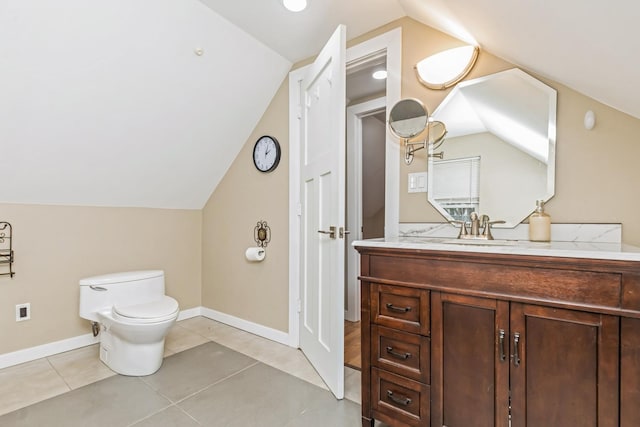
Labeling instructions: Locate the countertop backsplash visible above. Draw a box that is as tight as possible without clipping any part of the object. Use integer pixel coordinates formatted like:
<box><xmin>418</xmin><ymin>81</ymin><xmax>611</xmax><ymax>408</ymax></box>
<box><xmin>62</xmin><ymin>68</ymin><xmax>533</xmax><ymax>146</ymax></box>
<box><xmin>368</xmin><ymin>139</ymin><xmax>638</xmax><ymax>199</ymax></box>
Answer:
<box><xmin>398</xmin><ymin>223</ymin><xmax>622</xmax><ymax>244</ymax></box>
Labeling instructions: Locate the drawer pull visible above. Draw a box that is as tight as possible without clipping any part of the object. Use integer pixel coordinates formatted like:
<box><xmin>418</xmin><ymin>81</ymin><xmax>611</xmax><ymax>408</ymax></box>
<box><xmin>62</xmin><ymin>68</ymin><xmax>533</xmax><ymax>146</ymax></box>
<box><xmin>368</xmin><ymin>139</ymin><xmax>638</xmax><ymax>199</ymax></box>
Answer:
<box><xmin>513</xmin><ymin>332</ymin><xmax>521</xmax><ymax>367</ymax></box>
<box><xmin>498</xmin><ymin>329</ymin><xmax>506</xmax><ymax>362</ymax></box>
<box><xmin>385</xmin><ymin>303</ymin><xmax>412</xmax><ymax>313</ymax></box>
<box><xmin>385</xmin><ymin>346</ymin><xmax>411</xmax><ymax>360</ymax></box>
<box><xmin>386</xmin><ymin>390</ymin><xmax>412</xmax><ymax>406</ymax></box>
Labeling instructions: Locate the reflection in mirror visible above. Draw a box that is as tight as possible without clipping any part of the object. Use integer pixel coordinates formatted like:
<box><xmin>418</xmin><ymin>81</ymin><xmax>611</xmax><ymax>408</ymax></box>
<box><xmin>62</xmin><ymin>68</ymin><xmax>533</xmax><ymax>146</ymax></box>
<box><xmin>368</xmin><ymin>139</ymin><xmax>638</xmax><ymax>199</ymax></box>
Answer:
<box><xmin>428</xmin><ymin>68</ymin><xmax>557</xmax><ymax>227</ymax></box>
<box><xmin>388</xmin><ymin>98</ymin><xmax>428</xmax><ymax>139</ymax></box>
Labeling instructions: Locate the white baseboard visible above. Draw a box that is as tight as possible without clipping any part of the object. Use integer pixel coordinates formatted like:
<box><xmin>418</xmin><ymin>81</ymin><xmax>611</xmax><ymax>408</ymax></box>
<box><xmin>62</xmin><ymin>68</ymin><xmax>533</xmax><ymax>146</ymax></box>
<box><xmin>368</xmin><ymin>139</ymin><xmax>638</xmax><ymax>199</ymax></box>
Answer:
<box><xmin>177</xmin><ymin>306</ymin><xmax>202</xmax><ymax>321</ymax></box>
<box><xmin>0</xmin><ymin>333</ymin><xmax>100</xmax><ymax>370</ymax></box>
<box><xmin>200</xmin><ymin>307</ymin><xmax>291</xmax><ymax>347</ymax></box>
<box><xmin>0</xmin><ymin>306</ymin><xmax>291</xmax><ymax>370</ymax></box>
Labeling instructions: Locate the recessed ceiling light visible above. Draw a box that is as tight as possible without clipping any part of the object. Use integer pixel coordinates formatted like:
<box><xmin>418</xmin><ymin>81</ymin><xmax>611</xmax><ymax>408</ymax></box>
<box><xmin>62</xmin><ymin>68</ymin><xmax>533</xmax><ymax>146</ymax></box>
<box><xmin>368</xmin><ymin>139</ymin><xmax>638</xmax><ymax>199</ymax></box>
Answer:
<box><xmin>372</xmin><ymin>70</ymin><xmax>387</xmax><ymax>80</ymax></box>
<box><xmin>283</xmin><ymin>0</ymin><xmax>307</xmax><ymax>12</ymax></box>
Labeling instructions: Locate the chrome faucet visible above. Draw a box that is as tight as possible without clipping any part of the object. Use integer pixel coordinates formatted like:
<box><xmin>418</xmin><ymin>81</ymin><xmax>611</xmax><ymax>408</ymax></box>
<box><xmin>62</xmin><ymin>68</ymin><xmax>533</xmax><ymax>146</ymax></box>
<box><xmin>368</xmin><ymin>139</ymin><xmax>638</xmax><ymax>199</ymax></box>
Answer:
<box><xmin>450</xmin><ymin>212</ymin><xmax>505</xmax><ymax>240</ymax></box>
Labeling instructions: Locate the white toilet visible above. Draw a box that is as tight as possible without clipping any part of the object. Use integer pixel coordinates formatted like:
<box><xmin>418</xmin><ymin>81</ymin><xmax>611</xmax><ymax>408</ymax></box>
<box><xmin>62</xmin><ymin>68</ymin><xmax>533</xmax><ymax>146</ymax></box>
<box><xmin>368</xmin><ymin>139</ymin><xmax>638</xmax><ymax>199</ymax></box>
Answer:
<box><xmin>79</xmin><ymin>270</ymin><xmax>179</xmax><ymax>376</ymax></box>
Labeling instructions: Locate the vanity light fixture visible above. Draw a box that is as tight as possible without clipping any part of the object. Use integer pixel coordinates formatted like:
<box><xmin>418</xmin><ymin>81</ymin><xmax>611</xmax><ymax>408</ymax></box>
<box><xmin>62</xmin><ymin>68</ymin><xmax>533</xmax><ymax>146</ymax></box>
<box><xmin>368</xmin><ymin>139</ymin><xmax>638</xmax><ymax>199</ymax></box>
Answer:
<box><xmin>283</xmin><ymin>0</ymin><xmax>307</xmax><ymax>12</ymax></box>
<box><xmin>372</xmin><ymin>70</ymin><xmax>387</xmax><ymax>80</ymax></box>
<box><xmin>415</xmin><ymin>45</ymin><xmax>480</xmax><ymax>90</ymax></box>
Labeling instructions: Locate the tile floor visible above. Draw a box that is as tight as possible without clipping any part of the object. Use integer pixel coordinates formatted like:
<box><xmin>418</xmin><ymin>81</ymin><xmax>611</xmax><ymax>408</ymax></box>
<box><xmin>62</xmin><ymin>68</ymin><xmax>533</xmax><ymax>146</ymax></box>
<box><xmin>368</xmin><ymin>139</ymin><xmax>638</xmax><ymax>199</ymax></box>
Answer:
<box><xmin>0</xmin><ymin>316</ymin><xmax>364</xmax><ymax>425</ymax></box>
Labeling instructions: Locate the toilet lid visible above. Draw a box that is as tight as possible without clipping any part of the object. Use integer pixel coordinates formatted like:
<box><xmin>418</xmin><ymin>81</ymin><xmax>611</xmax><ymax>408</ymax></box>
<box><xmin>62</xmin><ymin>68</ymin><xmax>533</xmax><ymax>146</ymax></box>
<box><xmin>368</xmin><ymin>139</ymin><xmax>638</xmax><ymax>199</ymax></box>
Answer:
<box><xmin>113</xmin><ymin>296</ymin><xmax>179</xmax><ymax>321</ymax></box>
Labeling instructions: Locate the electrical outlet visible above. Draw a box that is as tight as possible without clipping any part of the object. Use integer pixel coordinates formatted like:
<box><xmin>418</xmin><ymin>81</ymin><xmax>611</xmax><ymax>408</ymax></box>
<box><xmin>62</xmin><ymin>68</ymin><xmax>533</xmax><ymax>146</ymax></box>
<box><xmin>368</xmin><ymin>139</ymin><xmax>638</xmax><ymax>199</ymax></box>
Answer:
<box><xmin>16</xmin><ymin>303</ymin><xmax>30</xmax><ymax>322</ymax></box>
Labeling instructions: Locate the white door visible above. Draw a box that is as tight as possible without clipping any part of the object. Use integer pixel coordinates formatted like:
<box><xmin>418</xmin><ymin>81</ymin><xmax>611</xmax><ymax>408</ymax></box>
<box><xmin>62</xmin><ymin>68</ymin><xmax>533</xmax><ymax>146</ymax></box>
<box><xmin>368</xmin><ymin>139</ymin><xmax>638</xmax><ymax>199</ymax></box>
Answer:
<box><xmin>299</xmin><ymin>25</ymin><xmax>346</xmax><ymax>399</ymax></box>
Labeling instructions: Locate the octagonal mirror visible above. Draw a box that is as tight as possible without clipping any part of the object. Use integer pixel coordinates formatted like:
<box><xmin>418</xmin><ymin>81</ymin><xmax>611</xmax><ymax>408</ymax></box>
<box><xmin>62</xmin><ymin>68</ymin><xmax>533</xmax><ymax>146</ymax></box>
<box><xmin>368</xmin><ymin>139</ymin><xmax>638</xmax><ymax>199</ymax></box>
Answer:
<box><xmin>428</xmin><ymin>68</ymin><xmax>557</xmax><ymax>227</ymax></box>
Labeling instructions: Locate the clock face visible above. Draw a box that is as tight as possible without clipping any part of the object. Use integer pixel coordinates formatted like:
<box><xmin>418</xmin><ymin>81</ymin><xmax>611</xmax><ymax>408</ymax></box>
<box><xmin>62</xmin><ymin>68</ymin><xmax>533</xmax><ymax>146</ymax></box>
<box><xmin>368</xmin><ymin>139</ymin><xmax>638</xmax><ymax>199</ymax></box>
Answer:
<box><xmin>253</xmin><ymin>136</ymin><xmax>281</xmax><ymax>172</ymax></box>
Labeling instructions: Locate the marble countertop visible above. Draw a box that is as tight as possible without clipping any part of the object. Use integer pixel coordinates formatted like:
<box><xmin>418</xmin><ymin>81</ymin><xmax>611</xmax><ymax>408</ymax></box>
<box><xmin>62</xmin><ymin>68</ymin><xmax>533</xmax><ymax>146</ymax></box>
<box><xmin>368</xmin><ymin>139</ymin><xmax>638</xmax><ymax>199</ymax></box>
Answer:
<box><xmin>352</xmin><ymin>237</ymin><xmax>640</xmax><ymax>262</ymax></box>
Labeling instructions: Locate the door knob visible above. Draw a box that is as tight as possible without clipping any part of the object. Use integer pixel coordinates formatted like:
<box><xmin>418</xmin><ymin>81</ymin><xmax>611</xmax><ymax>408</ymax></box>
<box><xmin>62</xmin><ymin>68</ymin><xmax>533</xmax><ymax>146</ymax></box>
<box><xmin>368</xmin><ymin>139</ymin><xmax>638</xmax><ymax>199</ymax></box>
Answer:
<box><xmin>318</xmin><ymin>226</ymin><xmax>336</xmax><ymax>239</ymax></box>
<box><xmin>339</xmin><ymin>227</ymin><xmax>350</xmax><ymax>239</ymax></box>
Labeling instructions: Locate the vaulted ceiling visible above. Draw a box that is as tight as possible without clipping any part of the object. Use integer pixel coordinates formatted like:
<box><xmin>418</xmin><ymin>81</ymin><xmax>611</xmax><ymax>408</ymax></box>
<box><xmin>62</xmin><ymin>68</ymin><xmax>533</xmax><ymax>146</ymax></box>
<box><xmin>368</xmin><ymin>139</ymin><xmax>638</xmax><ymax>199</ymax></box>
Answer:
<box><xmin>2</xmin><ymin>0</ymin><xmax>637</xmax><ymax>209</ymax></box>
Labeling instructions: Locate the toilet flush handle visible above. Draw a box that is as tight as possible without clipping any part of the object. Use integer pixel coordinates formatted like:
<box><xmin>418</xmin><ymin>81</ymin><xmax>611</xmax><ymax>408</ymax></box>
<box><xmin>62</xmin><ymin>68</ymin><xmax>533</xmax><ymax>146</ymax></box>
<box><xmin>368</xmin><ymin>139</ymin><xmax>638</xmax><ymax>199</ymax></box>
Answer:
<box><xmin>89</xmin><ymin>285</ymin><xmax>107</xmax><ymax>291</ymax></box>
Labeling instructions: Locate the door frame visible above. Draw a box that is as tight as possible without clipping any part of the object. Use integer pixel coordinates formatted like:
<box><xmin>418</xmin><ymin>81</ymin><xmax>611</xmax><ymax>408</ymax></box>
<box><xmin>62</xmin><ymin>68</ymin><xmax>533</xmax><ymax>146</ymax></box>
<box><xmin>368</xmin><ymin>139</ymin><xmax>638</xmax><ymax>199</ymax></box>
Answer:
<box><xmin>345</xmin><ymin>97</ymin><xmax>386</xmax><ymax>322</ymax></box>
<box><xmin>288</xmin><ymin>27</ymin><xmax>401</xmax><ymax>347</ymax></box>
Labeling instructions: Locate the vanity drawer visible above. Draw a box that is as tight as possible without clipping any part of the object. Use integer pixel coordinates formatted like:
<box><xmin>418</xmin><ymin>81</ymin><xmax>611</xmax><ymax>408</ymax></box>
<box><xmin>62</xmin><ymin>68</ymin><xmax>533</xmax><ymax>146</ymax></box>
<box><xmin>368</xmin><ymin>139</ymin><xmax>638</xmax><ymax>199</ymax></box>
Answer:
<box><xmin>371</xmin><ymin>284</ymin><xmax>430</xmax><ymax>335</ymax></box>
<box><xmin>372</xmin><ymin>368</ymin><xmax>430</xmax><ymax>427</ymax></box>
<box><xmin>372</xmin><ymin>325</ymin><xmax>430</xmax><ymax>383</ymax></box>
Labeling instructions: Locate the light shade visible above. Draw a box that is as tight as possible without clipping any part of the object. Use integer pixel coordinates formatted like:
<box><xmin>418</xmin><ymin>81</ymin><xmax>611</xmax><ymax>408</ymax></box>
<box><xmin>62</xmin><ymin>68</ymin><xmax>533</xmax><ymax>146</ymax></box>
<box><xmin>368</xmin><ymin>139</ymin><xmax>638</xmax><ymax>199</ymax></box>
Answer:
<box><xmin>283</xmin><ymin>0</ymin><xmax>307</xmax><ymax>12</ymax></box>
<box><xmin>415</xmin><ymin>45</ymin><xmax>479</xmax><ymax>90</ymax></box>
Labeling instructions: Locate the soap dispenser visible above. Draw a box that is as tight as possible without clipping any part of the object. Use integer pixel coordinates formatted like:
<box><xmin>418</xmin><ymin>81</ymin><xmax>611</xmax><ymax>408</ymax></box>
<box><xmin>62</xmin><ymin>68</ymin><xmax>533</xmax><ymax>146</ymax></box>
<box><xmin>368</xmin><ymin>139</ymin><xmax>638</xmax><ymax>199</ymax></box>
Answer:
<box><xmin>529</xmin><ymin>200</ymin><xmax>551</xmax><ymax>242</ymax></box>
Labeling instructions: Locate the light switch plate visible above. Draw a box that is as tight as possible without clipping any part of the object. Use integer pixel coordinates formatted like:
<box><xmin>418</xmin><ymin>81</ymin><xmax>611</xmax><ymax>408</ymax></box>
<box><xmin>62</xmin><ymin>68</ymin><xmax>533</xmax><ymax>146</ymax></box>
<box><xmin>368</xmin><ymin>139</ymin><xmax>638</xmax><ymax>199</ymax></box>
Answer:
<box><xmin>408</xmin><ymin>172</ymin><xmax>428</xmax><ymax>193</ymax></box>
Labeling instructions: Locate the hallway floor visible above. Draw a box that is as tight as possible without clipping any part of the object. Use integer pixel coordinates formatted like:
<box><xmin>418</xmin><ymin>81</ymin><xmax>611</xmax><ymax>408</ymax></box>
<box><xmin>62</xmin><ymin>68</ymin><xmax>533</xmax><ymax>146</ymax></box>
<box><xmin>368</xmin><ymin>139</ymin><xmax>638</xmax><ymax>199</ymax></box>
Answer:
<box><xmin>344</xmin><ymin>320</ymin><xmax>361</xmax><ymax>370</ymax></box>
<box><xmin>0</xmin><ymin>317</ymin><xmax>365</xmax><ymax>425</ymax></box>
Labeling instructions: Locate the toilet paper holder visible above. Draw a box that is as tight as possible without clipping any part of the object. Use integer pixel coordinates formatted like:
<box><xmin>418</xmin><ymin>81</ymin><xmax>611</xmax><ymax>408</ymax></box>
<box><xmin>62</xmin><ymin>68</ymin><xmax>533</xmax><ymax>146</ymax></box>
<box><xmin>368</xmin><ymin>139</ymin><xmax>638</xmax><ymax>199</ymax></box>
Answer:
<box><xmin>254</xmin><ymin>220</ymin><xmax>271</xmax><ymax>248</ymax></box>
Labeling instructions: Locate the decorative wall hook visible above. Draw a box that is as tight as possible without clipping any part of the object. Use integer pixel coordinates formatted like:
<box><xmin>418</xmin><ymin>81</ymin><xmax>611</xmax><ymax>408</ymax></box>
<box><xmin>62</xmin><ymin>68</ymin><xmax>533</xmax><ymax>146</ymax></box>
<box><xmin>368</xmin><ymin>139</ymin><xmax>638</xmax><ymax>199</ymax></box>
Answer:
<box><xmin>254</xmin><ymin>221</ymin><xmax>271</xmax><ymax>248</ymax></box>
<box><xmin>0</xmin><ymin>221</ymin><xmax>15</xmax><ymax>278</ymax></box>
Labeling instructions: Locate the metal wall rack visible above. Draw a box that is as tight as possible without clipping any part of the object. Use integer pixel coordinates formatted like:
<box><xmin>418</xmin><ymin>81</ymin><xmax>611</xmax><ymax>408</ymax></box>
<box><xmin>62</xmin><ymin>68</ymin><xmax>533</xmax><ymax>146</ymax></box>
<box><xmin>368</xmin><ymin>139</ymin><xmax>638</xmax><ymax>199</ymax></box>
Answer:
<box><xmin>0</xmin><ymin>222</ymin><xmax>14</xmax><ymax>278</ymax></box>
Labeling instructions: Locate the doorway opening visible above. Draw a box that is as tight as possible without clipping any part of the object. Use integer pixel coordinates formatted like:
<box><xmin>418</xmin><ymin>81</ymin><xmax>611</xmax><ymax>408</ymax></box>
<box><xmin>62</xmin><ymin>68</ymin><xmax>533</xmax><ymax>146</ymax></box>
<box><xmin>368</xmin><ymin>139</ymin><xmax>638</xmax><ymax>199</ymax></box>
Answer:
<box><xmin>344</xmin><ymin>85</ymin><xmax>386</xmax><ymax>370</ymax></box>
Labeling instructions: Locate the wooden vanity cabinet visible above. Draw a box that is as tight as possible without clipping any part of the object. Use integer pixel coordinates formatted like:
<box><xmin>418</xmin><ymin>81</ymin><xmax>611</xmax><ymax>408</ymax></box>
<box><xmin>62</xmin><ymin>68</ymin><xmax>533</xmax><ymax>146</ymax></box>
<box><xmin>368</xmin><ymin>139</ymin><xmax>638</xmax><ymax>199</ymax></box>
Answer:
<box><xmin>357</xmin><ymin>247</ymin><xmax>640</xmax><ymax>427</ymax></box>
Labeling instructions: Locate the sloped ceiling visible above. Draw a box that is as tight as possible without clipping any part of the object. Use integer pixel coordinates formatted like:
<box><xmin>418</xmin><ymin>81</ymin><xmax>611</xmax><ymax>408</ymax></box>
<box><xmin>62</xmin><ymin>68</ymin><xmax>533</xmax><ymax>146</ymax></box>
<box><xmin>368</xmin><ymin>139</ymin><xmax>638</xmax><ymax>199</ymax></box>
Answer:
<box><xmin>401</xmin><ymin>0</ymin><xmax>640</xmax><ymax>120</ymax></box>
<box><xmin>0</xmin><ymin>0</ymin><xmax>291</xmax><ymax>209</ymax></box>
<box><xmin>2</xmin><ymin>0</ymin><xmax>638</xmax><ymax>209</ymax></box>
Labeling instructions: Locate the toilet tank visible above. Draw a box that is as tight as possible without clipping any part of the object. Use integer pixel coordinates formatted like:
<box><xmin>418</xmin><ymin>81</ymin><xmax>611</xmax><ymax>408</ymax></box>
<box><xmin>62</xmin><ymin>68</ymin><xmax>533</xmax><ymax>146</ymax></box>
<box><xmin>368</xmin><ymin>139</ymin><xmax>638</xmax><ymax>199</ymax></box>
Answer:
<box><xmin>79</xmin><ymin>270</ymin><xmax>165</xmax><ymax>322</ymax></box>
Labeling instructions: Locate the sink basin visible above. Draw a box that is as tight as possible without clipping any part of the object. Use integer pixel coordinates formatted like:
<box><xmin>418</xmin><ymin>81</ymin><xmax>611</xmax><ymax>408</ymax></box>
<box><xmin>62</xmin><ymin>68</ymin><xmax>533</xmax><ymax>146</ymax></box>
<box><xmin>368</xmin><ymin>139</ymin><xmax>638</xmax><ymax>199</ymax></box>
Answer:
<box><xmin>440</xmin><ymin>238</ymin><xmax>519</xmax><ymax>246</ymax></box>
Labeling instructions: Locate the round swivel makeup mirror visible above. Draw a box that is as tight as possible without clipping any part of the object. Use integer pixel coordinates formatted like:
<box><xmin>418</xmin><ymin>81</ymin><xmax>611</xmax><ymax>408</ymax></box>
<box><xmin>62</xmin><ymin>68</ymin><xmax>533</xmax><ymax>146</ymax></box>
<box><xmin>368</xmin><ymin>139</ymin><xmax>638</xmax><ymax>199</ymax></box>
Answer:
<box><xmin>428</xmin><ymin>121</ymin><xmax>447</xmax><ymax>147</ymax></box>
<box><xmin>388</xmin><ymin>98</ymin><xmax>447</xmax><ymax>164</ymax></box>
<box><xmin>388</xmin><ymin>98</ymin><xmax>428</xmax><ymax>139</ymax></box>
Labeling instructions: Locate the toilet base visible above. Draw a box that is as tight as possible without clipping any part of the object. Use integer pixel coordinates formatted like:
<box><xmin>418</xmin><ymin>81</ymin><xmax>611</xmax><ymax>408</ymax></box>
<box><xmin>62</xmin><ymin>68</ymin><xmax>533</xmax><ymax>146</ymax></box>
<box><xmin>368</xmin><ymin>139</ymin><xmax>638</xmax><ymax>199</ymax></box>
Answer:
<box><xmin>99</xmin><ymin>328</ymin><xmax>165</xmax><ymax>376</ymax></box>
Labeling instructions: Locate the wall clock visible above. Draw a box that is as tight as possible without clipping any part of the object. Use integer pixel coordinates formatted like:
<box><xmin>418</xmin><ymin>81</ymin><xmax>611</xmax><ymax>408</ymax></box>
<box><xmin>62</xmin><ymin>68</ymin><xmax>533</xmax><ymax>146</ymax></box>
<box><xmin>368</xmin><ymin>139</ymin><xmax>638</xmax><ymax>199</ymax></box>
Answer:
<box><xmin>252</xmin><ymin>135</ymin><xmax>281</xmax><ymax>173</ymax></box>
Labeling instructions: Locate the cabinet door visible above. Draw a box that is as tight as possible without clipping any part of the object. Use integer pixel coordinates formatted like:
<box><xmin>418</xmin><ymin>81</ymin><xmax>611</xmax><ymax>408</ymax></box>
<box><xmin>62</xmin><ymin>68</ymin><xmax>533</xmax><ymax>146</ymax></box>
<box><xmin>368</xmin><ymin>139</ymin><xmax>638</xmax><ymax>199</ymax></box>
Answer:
<box><xmin>621</xmin><ymin>317</ymin><xmax>640</xmax><ymax>426</ymax></box>
<box><xmin>431</xmin><ymin>293</ymin><xmax>510</xmax><ymax>427</ymax></box>
<box><xmin>509</xmin><ymin>304</ymin><xmax>619</xmax><ymax>427</ymax></box>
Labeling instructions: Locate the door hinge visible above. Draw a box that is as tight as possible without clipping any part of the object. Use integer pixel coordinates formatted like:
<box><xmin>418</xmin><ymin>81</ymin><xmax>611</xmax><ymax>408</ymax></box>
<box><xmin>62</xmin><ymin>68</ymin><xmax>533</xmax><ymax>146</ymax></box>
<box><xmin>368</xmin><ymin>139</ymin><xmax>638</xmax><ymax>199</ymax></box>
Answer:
<box><xmin>296</xmin><ymin>203</ymin><xmax>302</xmax><ymax>217</ymax></box>
<box><xmin>297</xmin><ymin>299</ymin><xmax>301</xmax><ymax>313</ymax></box>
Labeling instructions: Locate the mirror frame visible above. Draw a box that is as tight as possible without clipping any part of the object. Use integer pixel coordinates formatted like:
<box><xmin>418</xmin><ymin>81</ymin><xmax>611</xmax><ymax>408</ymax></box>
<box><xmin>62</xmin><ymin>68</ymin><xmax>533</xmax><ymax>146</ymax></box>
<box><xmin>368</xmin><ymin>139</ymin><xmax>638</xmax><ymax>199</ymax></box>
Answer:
<box><xmin>428</xmin><ymin>68</ymin><xmax>557</xmax><ymax>227</ymax></box>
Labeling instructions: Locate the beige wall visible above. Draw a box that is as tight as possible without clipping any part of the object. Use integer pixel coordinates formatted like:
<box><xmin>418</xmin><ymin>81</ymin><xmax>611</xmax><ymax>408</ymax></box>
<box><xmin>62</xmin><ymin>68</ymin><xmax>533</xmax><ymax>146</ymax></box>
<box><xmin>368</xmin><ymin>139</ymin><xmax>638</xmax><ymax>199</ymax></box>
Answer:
<box><xmin>0</xmin><ymin>204</ymin><xmax>201</xmax><ymax>354</ymax></box>
<box><xmin>201</xmin><ymin>78</ymin><xmax>290</xmax><ymax>333</ymax></box>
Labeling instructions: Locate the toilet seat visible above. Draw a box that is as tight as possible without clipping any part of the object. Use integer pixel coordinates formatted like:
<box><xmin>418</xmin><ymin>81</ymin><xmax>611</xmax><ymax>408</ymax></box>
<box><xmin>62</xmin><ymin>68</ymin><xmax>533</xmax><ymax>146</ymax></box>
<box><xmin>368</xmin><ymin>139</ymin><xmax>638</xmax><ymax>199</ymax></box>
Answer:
<box><xmin>112</xmin><ymin>296</ymin><xmax>179</xmax><ymax>324</ymax></box>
